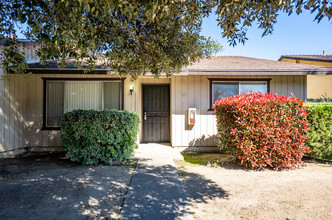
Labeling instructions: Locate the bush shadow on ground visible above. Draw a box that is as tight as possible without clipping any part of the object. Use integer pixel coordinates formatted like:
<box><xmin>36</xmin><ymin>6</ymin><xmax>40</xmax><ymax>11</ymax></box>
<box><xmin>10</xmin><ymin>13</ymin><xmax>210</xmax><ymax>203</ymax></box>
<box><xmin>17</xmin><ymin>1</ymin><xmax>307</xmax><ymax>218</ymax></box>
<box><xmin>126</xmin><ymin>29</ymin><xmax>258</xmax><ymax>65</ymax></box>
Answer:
<box><xmin>1</xmin><ymin>153</ymin><xmax>230</xmax><ymax>220</ymax></box>
<box><xmin>0</xmin><ymin>153</ymin><xmax>134</xmax><ymax>220</ymax></box>
<box><xmin>120</xmin><ymin>159</ymin><xmax>229</xmax><ymax>219</ymax></box>
<box><xmin>177</xmin><ymin>168</ymin><xmax>229</xmax><ymax>205</ymax></box>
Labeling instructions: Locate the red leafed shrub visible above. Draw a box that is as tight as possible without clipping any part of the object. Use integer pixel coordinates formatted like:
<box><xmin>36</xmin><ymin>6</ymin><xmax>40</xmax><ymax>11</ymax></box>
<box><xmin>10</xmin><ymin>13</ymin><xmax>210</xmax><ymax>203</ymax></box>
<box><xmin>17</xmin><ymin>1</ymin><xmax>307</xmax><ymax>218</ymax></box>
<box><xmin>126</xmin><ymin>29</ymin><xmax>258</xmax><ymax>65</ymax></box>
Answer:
<box><xmin>213</xmin><ymin>92</ymin><xmax>310</xmax><ymax>170</ymax></box>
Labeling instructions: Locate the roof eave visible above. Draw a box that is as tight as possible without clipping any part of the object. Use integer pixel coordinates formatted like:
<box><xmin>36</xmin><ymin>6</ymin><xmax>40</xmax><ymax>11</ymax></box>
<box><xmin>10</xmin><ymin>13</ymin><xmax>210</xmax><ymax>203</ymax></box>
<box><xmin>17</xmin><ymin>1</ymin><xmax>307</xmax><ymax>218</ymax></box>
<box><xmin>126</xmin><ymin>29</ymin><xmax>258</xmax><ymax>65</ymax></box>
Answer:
<box><xmin>279</xmin><ymin>55</ymin><xmax>332</xmax><ymax>63</ymax></box>
<box><xmin>180</xmin><ymin>69</ymin><xmax>332</xmax><ymax>75</ymax></box>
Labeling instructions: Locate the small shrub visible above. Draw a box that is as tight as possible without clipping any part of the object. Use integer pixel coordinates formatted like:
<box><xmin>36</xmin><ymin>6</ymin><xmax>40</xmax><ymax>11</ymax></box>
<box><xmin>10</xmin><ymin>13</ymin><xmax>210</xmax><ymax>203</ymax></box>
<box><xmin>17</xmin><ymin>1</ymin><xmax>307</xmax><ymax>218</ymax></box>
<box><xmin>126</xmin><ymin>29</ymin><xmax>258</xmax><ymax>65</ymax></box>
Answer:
<box><xmin>59</xmin><ymin>109</ymin><xmax>140</xmax><ymax>165</ymax></box>
<box><xmin>306</xmin><ymin>104</ymin><xmax>332</xmax><ymax>160</ymax></box>
<box><xmin>213</xmin><ymin>93</ymin><xmax>310</xmax><ymax>170</ymax></box>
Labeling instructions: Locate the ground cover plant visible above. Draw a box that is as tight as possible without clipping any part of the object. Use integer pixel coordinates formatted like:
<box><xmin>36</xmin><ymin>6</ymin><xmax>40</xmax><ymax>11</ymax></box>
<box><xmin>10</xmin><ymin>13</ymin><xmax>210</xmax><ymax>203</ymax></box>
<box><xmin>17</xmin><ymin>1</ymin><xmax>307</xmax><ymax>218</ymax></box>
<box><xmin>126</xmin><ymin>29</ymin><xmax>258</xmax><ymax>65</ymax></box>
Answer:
<box><xmin>60</xmin><ymin>109</ymin><xmax>140</xmax><ymax>165</ymax></box>
<box><xmin>213</xmin><ymin>92</ymin><xmax>310</xmax><ymax>170</ymax></box>
<box><xmin>306</xmin><ymin>103</ymin><xmax>332</xmax><ymax>161</ymax></box>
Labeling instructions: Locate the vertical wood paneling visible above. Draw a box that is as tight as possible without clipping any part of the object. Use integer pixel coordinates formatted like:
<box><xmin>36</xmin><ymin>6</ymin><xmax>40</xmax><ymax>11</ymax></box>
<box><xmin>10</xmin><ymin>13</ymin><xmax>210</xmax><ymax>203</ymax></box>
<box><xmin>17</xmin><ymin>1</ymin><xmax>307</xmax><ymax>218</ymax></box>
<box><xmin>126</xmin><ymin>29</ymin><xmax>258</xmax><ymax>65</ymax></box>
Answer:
<box><xmin>288</xmin><ymin>75</ymin><xmax>294</xmax><ymax>96</ymax></box>
<box><xmin>24</xmin><ymin>76</ymin><xmax>32</xmax><ymax>146</ymax></box>
<box><xmin>281</xmin><ymin>76</ymin><xmax>288</xmax><ymax>95</ymax></box>
<box><xmin>46</xmin><ymin>74</ymin><xmax>53</xmax><ymax>147</ymax></box>
<box><xmin>35</xmin><ymin>76</ymin><xmax>45</xmax><ymax>147</ymax></box>
<box><xmin>0</xmin><ymin>71</ymin><xmax>308</xmax><ymax>155</ymax></box>
<box><xmin>170</xmin><ymin>75</ymin><xmax>306</xmax><ymax>148</ymax></box>
<box><xmin>193</xmin><ymin>75</ymin><xmax>201</xmax><ymax>146</ymax></box>
<box><xmin>180</xmin><ymin>76</ymin><xmax>187</xmax><ymax>146</ymax></box>
<box><xmin>299</xmin><ymin>75</ymin><xmax>304</xmax><ymax>100</ymax></box>
<box><xmin>170</xmin><ymin>77</ymin><xmax>175</xmax><ymax>145</ymax></box>
<box><xmin>14</xmin><ymin>76</ymin><xmax>19</xmax><ymax>149</ymax></box>
<box><xmin>29</xmin><ymin>75</ymin><xmax>37</xmax><ymax>146</ymax></box>
<box><xmin>10</xmin><ymin>76</ymin><xmax>15</xmax><ymax>150</ymax></box>
<box><xmin>0</xmin><ymin>46</ymin><xmax>37</xmax><ymax>156</ymax></box>
<box><xmin>293</xmin><ymin>76</ymin><xmax>301</xmax><ymax>98</ymax></box>
<box><xmin>31</xmin><ymin>75</ymin><xmax>38</xmax><ymax>146</ymax></box>
<box><xmin>304</xmin><ymin>75</ymin><xmax>307</xmax><ymax>100</ymax></box>
<box><xmin>200</xmin><ymin>76</ymin><xmax>208</xmax><ymax>147</ymax></box>
<box><xmin>174</xmin><ymin>76</ymin><xmax>182</xmax><ymax>145</ymax></box>
<box><xmin>4</xmin><ymin>77</ymin><xmax>10</xmax><ymax>150</ymax></box>
<box><xmin>0</xmin><ymin>68</ymin><xmax>5</xmax><ymax>152</ymax></box>
<box><xmin>0</xmin><ymin>74</ymin><xmax>26</xmax><ymax>154</ymax></box>
<box><xmin>187</xmin><ymin>76</ymin><xmax>194</xmax><ymax>145</ymax></box>
<box><xmin>18</xmin><ymin>76</ymin><xmax>24</xmax><ymax>148</ymax></box>
<box><xmin>269</xmin><ymin>75</ymin><xmax>275</xmax><ymax>93</ymax></box>
<box><xmin>124</xmin><ymin>77</ymin><xmax>140</xmax><ymax>112</ymax></box>
<box><xmin>18</xmin><ymin>76</ymin><xmax>24</xmax><ymax>149</ymax></box>
<box><xmin>275</xmin><ymin>75</ymin><xmax>282</xmax><ymax>95</ymax></box>
<box><xmin>10</xmin><ymin>76</ymin><xmax>16</xmax><ymax>151</ymax></box>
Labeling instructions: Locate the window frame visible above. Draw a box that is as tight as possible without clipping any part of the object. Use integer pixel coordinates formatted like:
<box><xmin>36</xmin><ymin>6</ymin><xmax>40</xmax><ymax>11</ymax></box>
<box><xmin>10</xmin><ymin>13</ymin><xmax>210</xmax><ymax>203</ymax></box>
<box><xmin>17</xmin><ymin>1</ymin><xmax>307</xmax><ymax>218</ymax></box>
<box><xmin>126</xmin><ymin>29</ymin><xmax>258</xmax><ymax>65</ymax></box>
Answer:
<box><xmin>208</xmin><ymin>78</ymin><xmax>271</xmax><ymax>111</ymax></box>
<box><xmin>42</xmin><ymin>77</ymin><xmax>125</xmax><ymax>130</ymax></box>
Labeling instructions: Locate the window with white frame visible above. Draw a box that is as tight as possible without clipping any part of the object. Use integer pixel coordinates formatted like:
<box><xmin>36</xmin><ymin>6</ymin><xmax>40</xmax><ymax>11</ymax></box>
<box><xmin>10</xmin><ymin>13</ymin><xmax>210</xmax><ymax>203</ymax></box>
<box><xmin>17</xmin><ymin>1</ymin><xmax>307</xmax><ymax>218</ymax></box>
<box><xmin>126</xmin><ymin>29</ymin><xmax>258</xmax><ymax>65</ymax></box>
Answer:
<box><xmin>209</xmin><ymin>79</ymin><xmax>270</xmax><ymax>108</ymax></box>
<box><xmin>44</xmin><ymin>79</ymin><xmax>123</xmax><ymax>128</ymax></box>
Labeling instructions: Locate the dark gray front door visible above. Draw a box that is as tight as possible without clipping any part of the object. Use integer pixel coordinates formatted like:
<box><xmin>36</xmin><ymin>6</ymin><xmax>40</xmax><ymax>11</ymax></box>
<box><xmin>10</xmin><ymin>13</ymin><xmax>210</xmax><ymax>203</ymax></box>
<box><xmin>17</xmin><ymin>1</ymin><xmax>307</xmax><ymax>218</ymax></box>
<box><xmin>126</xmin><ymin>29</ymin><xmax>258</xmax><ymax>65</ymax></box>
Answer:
<box><xmin>142</xmin><ymin>85</ymin><xmax>170</xmax><ymax>143</ymax></box>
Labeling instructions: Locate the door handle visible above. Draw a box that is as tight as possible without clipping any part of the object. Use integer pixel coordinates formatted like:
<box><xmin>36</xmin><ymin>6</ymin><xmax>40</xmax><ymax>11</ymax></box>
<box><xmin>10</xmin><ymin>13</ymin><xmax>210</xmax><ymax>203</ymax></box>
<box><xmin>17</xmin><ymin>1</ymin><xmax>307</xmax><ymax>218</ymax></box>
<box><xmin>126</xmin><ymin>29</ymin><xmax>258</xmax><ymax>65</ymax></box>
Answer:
<box><xmin>144</xmin><ymin>112</ymin><xmax>147</xmax><ymax>120</ymax></box>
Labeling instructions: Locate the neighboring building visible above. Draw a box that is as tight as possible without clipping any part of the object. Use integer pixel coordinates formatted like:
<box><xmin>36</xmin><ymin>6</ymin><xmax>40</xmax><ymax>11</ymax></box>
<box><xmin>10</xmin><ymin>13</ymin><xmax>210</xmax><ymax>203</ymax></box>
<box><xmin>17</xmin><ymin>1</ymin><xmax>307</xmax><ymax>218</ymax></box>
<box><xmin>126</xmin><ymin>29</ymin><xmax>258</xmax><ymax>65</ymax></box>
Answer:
<box><xmin>279</xmin><ymin>54</ymin><xmax>332</xmax><ymax>100</ymax></box>
<box><xmin>1</xmin><ymin>54</ymin><xmax>332</xmax><ymax>158</ymax></box>
<box><xmin>279</xmin><ymin>54</ymin><xmax>332</xmax><ymax>67</ymax></box>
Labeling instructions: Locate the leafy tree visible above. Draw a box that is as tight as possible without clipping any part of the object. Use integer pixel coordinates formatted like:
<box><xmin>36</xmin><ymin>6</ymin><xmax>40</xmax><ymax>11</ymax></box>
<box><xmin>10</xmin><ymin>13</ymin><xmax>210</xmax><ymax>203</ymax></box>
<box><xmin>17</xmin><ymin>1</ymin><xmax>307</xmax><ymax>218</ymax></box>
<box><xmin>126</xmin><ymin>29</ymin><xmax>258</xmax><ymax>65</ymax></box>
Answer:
<box><xmin>1</xmin><ymin>0</ymin><xmax>331</xmax><ymax>78</ymax></box>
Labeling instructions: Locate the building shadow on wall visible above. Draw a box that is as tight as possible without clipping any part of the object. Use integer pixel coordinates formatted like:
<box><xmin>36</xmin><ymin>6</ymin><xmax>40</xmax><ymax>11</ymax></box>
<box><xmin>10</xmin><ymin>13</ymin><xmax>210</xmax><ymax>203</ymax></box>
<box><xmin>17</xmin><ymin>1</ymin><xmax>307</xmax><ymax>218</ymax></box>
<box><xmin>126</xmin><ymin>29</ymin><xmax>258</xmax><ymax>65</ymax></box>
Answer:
<box><xmin>0</xmin><ymin>82</ymin><xmax>26</xmax><ymax>157</ymax></box>
<box><xmin>186</xmin><ymin>135</ymin><xmax>219</xmax><ymax>153</ymax></box>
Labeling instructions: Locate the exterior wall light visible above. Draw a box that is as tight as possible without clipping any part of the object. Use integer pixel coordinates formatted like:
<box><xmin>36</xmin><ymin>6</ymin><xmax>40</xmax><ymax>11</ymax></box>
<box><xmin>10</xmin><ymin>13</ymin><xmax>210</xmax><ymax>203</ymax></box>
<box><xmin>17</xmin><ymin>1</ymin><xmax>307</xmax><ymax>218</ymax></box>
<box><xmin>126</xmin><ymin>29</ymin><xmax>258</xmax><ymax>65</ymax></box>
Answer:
<box><xmin>129</xmin><ymin>85</ymin><xmax>134</xmax><ymax>95</ymax></box>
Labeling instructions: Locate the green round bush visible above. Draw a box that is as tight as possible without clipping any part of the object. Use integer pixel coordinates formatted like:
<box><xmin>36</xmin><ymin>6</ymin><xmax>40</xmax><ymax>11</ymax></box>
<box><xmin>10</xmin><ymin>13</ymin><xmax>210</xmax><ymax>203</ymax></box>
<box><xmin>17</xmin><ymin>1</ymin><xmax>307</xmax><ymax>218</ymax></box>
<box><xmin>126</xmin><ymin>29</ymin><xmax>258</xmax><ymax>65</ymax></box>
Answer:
<box><xmin>59</xmin><ymin>109</ymin><xmax>140</xmax><ymax>165</ymax></box>
<box><xmin>306</xmin><ymin>104</ymin><xmax>332</xmax><ymax>161</ymax></box>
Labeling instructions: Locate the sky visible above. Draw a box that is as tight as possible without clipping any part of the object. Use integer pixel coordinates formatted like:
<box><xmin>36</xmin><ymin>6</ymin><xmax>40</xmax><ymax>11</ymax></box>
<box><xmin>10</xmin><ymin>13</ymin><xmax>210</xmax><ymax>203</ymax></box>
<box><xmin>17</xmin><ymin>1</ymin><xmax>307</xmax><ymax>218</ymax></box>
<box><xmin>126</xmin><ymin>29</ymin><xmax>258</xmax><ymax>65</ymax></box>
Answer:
<box><xmin>201</xmin><ymin>10</ymin><xmax>332</xmax><ymax>60</ymax></box>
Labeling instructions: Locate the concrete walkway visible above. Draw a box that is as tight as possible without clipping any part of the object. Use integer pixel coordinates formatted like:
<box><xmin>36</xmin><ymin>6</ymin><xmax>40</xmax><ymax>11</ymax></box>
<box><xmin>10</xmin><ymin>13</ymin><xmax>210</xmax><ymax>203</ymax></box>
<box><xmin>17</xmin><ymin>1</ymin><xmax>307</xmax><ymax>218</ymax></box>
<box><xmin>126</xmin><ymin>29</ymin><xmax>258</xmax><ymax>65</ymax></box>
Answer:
<box><xmin>119</xmin><ymin>144</ymin><xmax>192</xmax><ymax>220</ymax></box>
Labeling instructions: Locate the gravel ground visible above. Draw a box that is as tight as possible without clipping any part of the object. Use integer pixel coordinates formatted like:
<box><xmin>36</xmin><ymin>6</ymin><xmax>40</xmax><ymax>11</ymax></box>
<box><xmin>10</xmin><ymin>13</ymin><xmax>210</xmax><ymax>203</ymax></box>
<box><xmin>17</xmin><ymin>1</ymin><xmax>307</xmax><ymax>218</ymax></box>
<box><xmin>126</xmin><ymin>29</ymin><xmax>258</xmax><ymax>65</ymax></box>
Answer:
<box><xmin>0</xmin><ymin>153</ymin><xmax>135</xmax><ymax>220</ymax></box>
<box><xmin>175</xmin><ymin>158</ymin><xmax>332</xmax><ymax>220</ymax></box>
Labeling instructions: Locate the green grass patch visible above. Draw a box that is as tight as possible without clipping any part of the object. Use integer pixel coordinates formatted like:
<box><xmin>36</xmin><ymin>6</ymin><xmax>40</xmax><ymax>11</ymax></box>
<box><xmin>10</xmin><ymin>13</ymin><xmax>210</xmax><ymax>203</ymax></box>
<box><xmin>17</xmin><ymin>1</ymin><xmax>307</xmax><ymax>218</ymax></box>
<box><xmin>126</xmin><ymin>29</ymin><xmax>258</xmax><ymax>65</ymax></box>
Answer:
<box><xmin>305</xmin><ymin>102</ymin><xmax>332</xmax><ymax>107</ymax></box>
<box><xmin>181</xmin><ymin>153</ymin><xmax>235</xmax><ymax>166</ymax></box>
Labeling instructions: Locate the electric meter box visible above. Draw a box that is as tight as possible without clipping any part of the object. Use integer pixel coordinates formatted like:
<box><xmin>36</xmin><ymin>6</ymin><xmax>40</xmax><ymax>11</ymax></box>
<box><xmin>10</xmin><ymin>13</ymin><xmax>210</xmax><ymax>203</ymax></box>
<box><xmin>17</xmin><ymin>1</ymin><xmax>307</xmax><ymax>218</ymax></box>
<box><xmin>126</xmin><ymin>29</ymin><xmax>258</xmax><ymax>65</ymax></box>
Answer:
<box><xmin>187</xmin><ymin>108</ymin><xmax>196</xmax><ymax>125</ymax></box>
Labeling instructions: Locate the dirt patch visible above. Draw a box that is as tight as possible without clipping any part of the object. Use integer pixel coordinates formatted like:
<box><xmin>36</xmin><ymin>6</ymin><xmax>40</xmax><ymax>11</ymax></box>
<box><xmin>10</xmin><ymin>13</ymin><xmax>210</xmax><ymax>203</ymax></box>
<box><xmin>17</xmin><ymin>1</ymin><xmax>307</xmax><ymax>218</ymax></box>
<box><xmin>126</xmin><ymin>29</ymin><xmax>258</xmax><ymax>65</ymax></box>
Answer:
<box><xmin>0</xmin><ymin>153</ymin><xmax>136</xmax><ymax>220</ymax></box>
<box><xmin>175</xmin><ymin>158</ymin><xmax>332</xmax><ymax>220</ymax></box>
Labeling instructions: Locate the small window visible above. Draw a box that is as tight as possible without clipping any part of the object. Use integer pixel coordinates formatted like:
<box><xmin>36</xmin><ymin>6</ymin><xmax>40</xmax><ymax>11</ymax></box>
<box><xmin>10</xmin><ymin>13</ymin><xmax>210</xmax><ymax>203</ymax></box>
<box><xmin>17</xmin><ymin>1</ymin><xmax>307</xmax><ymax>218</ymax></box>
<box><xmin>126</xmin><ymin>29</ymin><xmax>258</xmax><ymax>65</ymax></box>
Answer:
<box><xmin>44</xmin><ymin>79</ymin><xmax>123</xmax><ymax>129</ymax></box>
<box><xmin>209</xmin><ymin>79</ymin><xmax>270</xmax><ymax>109</ymax></box>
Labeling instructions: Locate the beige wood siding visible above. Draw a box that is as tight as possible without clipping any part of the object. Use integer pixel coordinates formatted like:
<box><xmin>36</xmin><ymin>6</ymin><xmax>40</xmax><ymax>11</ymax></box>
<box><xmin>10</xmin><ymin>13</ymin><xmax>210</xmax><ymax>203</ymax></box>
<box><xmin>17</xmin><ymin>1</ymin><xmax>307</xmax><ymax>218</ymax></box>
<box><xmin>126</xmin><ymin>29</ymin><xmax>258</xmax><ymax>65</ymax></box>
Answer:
<box><xmin>0</xmin><ymin>73</ymin><xmax>28</xmax><ymax>157</ymax></box>
<box><xmin>24</xmin><ymin>74</ymin><xmax>128</xmax><ymax>152</ymax></box>
<box><xmin>23</xmin><ymin>75</ymin><xmax>171</xmax><ymax>150</ymax></box>
<box><xmin>0</xmin><ymin>45</ymin><xmax>39</xmax><ymax>158</ymax></box>
<box><xmin>171</xmin><ymin>75</ymin><xmax>306</xmax><ymax>148</ymax></box>
<box><xmin>0</xmin><ymin>66</ymin><xmax>306</xmax><ymax>156</ymax></box>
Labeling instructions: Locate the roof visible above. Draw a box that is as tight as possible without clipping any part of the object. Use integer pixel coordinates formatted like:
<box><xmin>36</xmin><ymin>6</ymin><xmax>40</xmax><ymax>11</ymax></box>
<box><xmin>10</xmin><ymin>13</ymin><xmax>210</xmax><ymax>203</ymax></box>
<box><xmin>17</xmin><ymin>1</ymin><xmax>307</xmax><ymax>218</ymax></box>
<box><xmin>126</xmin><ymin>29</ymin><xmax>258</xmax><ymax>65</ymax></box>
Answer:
<box><xmin>27</xmin><ymin>59</ymin><xmax>108</xmax><ymax>69</ymax></box>
<box><xmin>278</xmin><ymin>55</ymin><xmax>332</xmax><ymax>63</ymax></box>
<box><xmin>0</xmin><ymin>39</ymin><xmax>42</xmax><ymax>46</ymax></box>
<box><xmin>180</xmin><ymin>56</ymin><xmax>332</xmax><ymax>75</ymax></box>
<box><xmin>184</xmin><ymin>56</ymin><xmax>331</xmax><ymax>70</ymax></box>
<box><xmin>25</xmin><ymin>56</ymin><xmax>332</xmax><ymax>75</ymax></box>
